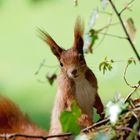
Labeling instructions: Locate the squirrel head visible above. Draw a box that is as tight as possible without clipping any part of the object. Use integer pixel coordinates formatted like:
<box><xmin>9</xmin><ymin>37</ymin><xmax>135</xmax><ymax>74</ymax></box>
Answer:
<box><xmin>39</xmin><ymin>17</ymin><xmax>87</xmax><ymax>79</ymax></box>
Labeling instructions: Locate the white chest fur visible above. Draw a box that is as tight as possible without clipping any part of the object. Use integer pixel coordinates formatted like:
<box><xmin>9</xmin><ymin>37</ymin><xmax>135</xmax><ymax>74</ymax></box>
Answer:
<box><xmin>74</xmin><ymin>77</ymin><xmax>97</xmax><ymax>118</ymax></box>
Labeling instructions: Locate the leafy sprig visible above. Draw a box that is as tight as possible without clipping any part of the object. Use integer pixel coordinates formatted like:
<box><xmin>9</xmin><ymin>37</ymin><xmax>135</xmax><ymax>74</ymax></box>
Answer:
<box><xmin>99</xmin><ymin>57</ymin><xmax>114</xmax><ymax>74</ymax></box>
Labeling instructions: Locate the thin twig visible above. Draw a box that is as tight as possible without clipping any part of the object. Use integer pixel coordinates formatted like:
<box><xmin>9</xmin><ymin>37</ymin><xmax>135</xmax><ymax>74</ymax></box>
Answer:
<box><xmin>116</xmin><ymin>126</ymin><xmax>134</xmax><ymax>133</ymax></box>
<box><xmin>82</xmin><ymin>118</ymin><xmax>109</xmax><ymax>133</ymax></box>
<box><xmin>93</xmin><ymin>13</ymin><xmax>113</xmax><ymax>51</ymax></box>
<box><xmin>124</xmin><ymin>84</ymin><xmax>140</xmax><ymax>103</ymax></box>
<box><xmin>35</xmin><ymin>59</ymin><xmax>59</xmax><ymax>75</ymax></box>
<box><xmin>98</xmin><ymin>10</ymin><xmax>112</xmax><ymax>16</ymax></box>
<box><xmin>123</xmin><ymin>63</ymin><xmax>128</xmax><ymax>84</ymax></box>
<box><xmin>123</xmin><ymin>62</ymin><xmax>136</xmax><ymax>88</ymax></box>
<box><xmin>119</xmin><ymin>0</ymin><xmax>135</xmax><ymax>15</ymax></box>
<box><xmin>99</xmin><ymin>32</ymin><xmax>127</xmax><ymax>39</ymax></box>
<box><xmin>132</xmin><ymin>107</ymin><xmax>140</xmax><ymax>112</ymax></box>
<box><xmin>37</xmin><ymin>79</ymin><xmax>47</xmax><ymax>84</ymax></box>
<box><xmin>35</xmin><ymin>59</ymin><xmax>46</xmax><ymax>75</ymax></box>
<box><xmin>96</xmin><ymin>22</ymin><xmax>118</xmax><ymax>33</ymax></box>
<box><xmin>116</xmin><ymin>126</ymin><xmax>140</xmax><ymax>137</ymax></box>
<box><xmin>108</xmin><ymin>0</ymin><xmax>140</xmax><ymax>62</ymax></box>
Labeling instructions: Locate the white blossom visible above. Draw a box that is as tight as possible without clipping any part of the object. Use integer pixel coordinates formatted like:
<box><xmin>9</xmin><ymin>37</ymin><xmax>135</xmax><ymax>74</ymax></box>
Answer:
<box><xmin>106</xmin><ymin>101</ymin><xmax>121</xmax><ymax>125</ymax></box>
<box><xmin>75</xmin><ymin>134</ymin><xmax>88</xmax><ymax>140</ymax></box>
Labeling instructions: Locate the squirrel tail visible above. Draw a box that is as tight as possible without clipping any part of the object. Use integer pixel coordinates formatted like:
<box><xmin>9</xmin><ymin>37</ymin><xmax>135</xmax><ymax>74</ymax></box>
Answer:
<box><xmin>0</xmin><ymin>96</ymin><xmax>48</xmax><ymax>136</ymax></box>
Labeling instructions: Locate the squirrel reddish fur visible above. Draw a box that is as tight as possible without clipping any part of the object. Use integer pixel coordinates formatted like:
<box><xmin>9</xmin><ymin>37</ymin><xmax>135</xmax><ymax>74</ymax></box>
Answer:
<box><xmin>0</xmin><ymin>18</ymin><xmax>104</xmax><ymax>140</ymax></box>
<box><xmin>0</xmin><ymin>96</ymin><xmax>48</xmax><ymax>140</ymax></box>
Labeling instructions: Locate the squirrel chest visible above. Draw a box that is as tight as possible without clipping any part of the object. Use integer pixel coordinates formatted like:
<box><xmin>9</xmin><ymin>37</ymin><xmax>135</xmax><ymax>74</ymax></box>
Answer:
<box><xmin>74</xmin><ymin>77</ymin><xmax>96</xmax><ymax>118</ymax></box>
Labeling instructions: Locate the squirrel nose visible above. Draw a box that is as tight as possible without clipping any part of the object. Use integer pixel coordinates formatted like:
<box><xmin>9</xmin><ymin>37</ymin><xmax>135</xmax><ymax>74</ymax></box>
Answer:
<box><xmin>71</xmin><ymin>69</ymin><xmax>77</xmax><ymax>75</ymax></box>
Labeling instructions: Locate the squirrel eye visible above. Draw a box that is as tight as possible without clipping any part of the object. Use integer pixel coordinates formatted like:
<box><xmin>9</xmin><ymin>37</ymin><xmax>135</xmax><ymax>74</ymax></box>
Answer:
<box><xmin>60</xmin><ymin>62</ymin><xmax>63</xmax><ymax>67</ymax></box>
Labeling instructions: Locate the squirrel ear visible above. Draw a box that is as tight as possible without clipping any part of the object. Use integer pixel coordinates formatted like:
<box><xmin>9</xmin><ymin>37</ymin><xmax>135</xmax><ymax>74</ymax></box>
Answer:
<box><xmin>39</xmin><ymin>29</ymin><xmax>64</xmax><ymax>60</ymax></box>
<box><xmin>73</xmin><ymin>17</ymin><xmax>84</xmax><ymax>54</ymax></box>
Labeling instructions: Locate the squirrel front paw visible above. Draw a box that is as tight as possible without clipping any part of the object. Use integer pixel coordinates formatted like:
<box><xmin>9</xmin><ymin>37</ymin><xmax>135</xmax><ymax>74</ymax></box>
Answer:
<box><xmin>78</xmin><ymin>114</ymin><xmax>93</xmax><ymax>128</ymax></box>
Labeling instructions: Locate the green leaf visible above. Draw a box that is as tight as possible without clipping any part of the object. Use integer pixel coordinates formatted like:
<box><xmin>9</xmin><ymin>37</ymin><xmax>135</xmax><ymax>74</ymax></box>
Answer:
<box><xmin>46</xmin><ymin>73</ymin><xmax>57</xmax><ymax>85</ymax></box>
<box><xmin>103</xmin><ymin>65</ymin><xmax>107</xmax><ymax>74</ymax></box>
<box><xmin>127</xmin><ymin>57</ymin><xmax>136</xmax><ymax>65</ymax></box>
<box><xmin>110</xmin><ymin>59</ymin><xmax>114</xmax><ymax>63</ymax></box>
<box><xmin>99</xmin><ymin>57</ymin><xmax>114</xmax><ymax>74</ymax></box>
<box><xmin>71</xmin><ymin>101</ymin><xmax>81</xmax><ymax>117</ymax></box>
<box><xmin>128</xmin><ymin>59</ymin><xmax>132</xmax><ymax>65</ymax></box>
<box><xmin>99</xmin><ymin>62</ymin><xmax>105</xmax><ymax>71</ymax></box>
<box><xmin>60</xmin><ymin>101</ymin><xmax>81</xmax><ymax>135</ymax></box>
<box><xmin>73</xmin><ymin>0</ymin><xmax>78</xmax><ymax>6</ymax></box>
<box><xmin>86</xmin><ymin>29</ymin><xmax>98</xmax><ymax>53</ymax></box>
<box><xmin>108</xmin><ymin>64</ymin><xmax>112</xmax><ymax>71</ymax></box>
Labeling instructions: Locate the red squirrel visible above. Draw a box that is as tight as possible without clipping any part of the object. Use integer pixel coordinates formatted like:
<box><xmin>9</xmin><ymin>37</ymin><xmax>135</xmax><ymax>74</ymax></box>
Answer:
<box><xmin>39</xmin><ymin>17</ymin><xmax>104</xmax><ymax>138</ymax></box>
<box><xmin>0</xmin><ymin>18</ymin><xmax>104</xmax><ymax>140</ymax></box>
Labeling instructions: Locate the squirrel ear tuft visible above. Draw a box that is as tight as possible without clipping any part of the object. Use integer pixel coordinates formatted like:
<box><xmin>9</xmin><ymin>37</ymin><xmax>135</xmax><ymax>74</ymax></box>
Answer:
<box><xmin>73</xmin><ymin>17</ymin><xmax>84</xmax><ymax>54</ymax></box>
<box><xmin>38</xmin><ymin>28</ymin><xmax>64</xmax><ymax>60</ymax></box>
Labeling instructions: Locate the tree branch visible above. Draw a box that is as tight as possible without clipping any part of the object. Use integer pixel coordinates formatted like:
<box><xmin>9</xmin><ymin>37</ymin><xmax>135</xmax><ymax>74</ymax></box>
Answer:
<box><xmin>119</xmin><ymin>0</ymin><xmax>135</xmax><ymax>15</ymax></box>
<box><xmin>108</xmin><ymin>0</ymin><xmax>140</xmax><ymax>62</ymax></box>
<box><xmin>0</xmin><ymin>133</ymin><xmax>73</xmax><ymax>140</ymax></box>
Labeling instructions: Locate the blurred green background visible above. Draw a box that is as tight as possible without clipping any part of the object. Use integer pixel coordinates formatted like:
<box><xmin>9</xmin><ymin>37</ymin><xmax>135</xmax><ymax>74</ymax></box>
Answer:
<box><xmin>0</xmin><ymin>0</ymin><xmax>140</xmax><ymax>130</ymax></box>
